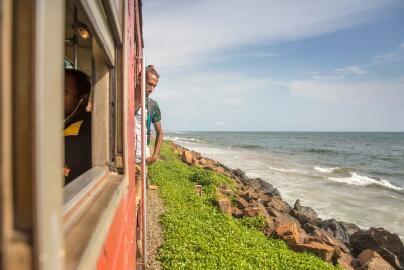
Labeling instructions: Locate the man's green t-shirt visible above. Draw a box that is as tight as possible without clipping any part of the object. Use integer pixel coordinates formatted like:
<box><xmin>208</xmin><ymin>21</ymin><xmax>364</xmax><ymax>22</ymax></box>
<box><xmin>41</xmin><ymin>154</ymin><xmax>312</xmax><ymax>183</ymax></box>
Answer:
<box><xmin>146</xmin><ymin>97</ymin><xmax>161</xmax><ymax>145</ymax></box>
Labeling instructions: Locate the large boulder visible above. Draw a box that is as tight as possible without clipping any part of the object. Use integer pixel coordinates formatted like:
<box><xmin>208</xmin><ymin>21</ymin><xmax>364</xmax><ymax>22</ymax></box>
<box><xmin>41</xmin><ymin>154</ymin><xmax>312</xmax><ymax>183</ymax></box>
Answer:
<box><xmin>232</xmin><ymin>169</ymin><xmax>281</xmax><ymax>198</ymax></box>
<box><xmin>320</xmin><ymin>219</ymin><xmax>360</xmax><ymax>248</ymax></box>
<box><xmin>357</xmin><ymin>249</ymin><xmax>395</xmax><ymax>270</ymax></box>
<box><xmin>265</xmin><ymin>198</ymin><xmax>291</xmax><ymax>213</ymax></box>
<box><xmin>243</xmin><ymin>202</ymin><xmax>271</xmax><ymax>220</ymax></box>
<box><xmin>274</xmin><ymin>222</ymin><xmax>305</xmax><ymax>246</ymax></box>
<box><xmin>266</xmin><ymin>208</ymin><xmax>300</xmax><ymax>227</ymax></box>
<box><xmin>291</xmin><ymin>199</ymin><xmax>321</xmax><ymax>225</ymax></box>
<box><xmin>295</xmin><ymin>242</ymin><xmax>336</xmax><ymax>262</ymax></box>
<box><xmin>181</xmin><ymin>150</ymin><xmax>193</xmax><ymax>164</ymax></box>
<box><xmin>233</xmin><ymin>168</ymin><xmax>250</xmax><ymax>183</ymax></box>
<box><xmin>303</xmin><ymin>223</ymin><xmax>349</xmax><ymax>253</ymax></box>
<box><xmin>350</xmin><ymin>227</ymin><xmax>404</xmax><ymax>269</ymax></box>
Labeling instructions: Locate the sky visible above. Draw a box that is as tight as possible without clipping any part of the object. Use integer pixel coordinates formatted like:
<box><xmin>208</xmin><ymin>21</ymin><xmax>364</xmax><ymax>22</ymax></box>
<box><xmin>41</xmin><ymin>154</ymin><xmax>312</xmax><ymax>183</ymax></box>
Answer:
<box><xmin>143</xmin><ymin>0</ymin><xmax>404</xmax><ymax>132</ymax></box>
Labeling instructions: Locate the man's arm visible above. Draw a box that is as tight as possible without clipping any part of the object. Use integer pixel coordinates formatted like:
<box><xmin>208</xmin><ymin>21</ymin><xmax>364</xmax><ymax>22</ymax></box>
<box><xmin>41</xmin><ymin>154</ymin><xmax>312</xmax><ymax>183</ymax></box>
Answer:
<box><xmin>147</xmin><ymin>121</ymin><xmax>163</xmax><ymax>164</ymax></box>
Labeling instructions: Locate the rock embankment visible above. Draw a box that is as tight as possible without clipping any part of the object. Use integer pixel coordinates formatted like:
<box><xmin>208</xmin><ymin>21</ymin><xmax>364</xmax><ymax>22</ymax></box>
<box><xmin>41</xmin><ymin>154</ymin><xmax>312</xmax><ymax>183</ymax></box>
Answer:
<box><xmin>173</xmin><ymin>143</ymin><xmax>404</xmax><ymax>270</ymax></box>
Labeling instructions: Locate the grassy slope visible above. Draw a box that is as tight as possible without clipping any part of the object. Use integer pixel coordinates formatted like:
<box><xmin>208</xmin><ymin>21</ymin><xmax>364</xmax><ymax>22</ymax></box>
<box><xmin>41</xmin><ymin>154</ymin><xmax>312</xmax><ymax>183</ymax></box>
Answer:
<box><xmin>148</xmin><ymin>141</ymin><xmax>343</xmax><ymax>270</ymax></box>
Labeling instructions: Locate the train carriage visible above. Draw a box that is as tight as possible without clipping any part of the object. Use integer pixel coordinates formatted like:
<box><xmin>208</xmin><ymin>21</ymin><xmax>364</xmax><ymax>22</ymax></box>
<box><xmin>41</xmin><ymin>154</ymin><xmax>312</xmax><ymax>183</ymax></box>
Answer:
<box><xmin>0</xmin><ymin>0</ymin><xmax>147</xmax><ymax>269</ymax></box>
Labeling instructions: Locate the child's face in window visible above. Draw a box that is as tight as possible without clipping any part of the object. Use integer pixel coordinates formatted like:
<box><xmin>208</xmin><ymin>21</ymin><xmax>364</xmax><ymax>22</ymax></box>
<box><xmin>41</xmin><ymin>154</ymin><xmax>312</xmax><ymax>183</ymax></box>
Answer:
<box><xmin>64</xmin><ymin>74</ymin><xmax>81</xmax><ymax>117</ymax></box>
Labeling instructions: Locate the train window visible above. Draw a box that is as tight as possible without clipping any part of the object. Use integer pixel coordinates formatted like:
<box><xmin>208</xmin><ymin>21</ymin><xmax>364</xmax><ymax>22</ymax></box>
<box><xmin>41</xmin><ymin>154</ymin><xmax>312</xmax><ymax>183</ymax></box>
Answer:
<box><xmin>62</xmin><ymin>1</ymin><xmax>128</xmax><ymax>268</ymax></box>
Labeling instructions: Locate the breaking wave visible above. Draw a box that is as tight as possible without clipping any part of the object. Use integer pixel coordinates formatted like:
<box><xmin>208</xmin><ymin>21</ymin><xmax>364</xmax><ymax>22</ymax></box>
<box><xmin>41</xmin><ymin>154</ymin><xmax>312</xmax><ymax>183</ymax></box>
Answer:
<box><xmin>313</xmin><ymin>166</ymin><xmax>340</xmax><ymax>173</ymax></box>
<box><xmin>165</xmin><ymin>136</ymin><xmax>205</xmax><ymax>143</ymax></box>
<box><xmin>328</xmin><ymin>173</ymin><xmax>403</xmax><ymax>191</ymax></box>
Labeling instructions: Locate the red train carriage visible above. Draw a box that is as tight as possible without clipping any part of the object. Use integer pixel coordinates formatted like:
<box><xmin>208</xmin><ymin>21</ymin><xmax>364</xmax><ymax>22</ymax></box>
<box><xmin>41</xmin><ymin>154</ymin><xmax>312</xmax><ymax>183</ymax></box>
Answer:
<box><xmin>0</xmin><ymin>0</ymin><xmax>148</xmax><ymax>269</ymax></box>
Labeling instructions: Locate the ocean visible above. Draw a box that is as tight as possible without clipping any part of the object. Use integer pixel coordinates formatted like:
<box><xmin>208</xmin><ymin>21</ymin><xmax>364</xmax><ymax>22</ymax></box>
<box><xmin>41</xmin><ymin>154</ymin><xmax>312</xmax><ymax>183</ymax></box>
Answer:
<box><xmin>166</xmin><ymin>132</ymin><xmax>404</xmax><ymax>240</ymax></box>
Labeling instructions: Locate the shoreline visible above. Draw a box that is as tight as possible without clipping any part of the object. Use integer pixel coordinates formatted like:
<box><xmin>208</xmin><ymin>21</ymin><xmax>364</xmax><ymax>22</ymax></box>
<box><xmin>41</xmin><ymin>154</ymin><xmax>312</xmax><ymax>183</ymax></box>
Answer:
<box><xmin>170</xmin><ymin>141</ymin><xmax>404</xmax><ymax>270</ymax></box>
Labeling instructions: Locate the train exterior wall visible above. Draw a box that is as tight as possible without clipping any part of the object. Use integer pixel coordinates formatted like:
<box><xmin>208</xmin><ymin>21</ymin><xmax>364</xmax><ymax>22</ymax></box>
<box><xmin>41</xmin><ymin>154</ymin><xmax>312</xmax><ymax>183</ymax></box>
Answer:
<box><xmin>97</xmin><ymin>0</ymin><xmax>138</xmax><ymax>269</ymax></box>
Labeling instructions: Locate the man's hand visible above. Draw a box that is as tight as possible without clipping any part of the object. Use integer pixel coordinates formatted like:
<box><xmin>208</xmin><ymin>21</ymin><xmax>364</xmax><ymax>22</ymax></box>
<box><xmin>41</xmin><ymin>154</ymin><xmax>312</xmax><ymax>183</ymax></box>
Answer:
<box><xmin>146</xmin><ymin>155</ymin><xmax>159</xmax><ymax>165</ymax></box>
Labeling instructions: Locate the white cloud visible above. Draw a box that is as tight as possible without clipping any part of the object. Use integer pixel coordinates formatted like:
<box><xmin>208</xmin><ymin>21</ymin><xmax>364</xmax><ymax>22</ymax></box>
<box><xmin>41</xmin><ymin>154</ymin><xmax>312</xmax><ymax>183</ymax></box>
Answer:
<box><xmin>400</xmin><ymin>42</ymin><xmax>404</xmax><ymax>49</ymax></box>
<box><xmin>334</xmin><ymin>65</ymin><xmax>368</xmax><ymax>75</ymax></box>
<box><xmin>152</xmin><ymin>71</ymin><xmax>273</xmax><ymax>129</ymax></box>
<box><xmin>288</xmin><ymin>77</ymin><xmax>404</xmax><ymax>105</ymax></box>
<box><xmin>144</xmin><ymin>0</ymin><xmax>398</xmax><ymax>69</ymax></box>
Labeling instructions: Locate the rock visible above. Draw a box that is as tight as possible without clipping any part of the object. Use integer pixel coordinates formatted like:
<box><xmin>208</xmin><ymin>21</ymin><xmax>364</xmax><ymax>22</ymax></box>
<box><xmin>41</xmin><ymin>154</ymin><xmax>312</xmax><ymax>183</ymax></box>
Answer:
<box><xmin>239</xmin><ymin>189</ymin><xmax>261</xmax><ymax>202</ymax></box>
<box><xmin>263</xmin><ymin>225</ymin><xmax>275</xmax><ymax>237</ymax></box>
<box><xmin>199</xmin><ymin>159</ymin><xmax>207</xmax><ymax>165</ymax></box>
<box><xmin>250</xmin><ymin>178</ymin><xmax>281</xmax><ymax>198</ymax></box>
<box><xmin>215</xmin><ymin>166</ymin><xmax>225</xmax><ymax>174</ymax></box>
<box><xmin>332</xmin><ymin>250</ymin><xmax>355</xmax><ymax>270</ymax></box>
<box><xmin>191</xmin><ymin>158</ymin><xmax>199</xmax><ymax>166</ymax></box>
<box><xmin>217</xmin><ymin>198</ymin><xmax>232</xmax><ymax>215</ymax></box>
<box><xmin>234</xmin><ymin>195</ymin><xmax>249</xmax><ymax>209</ymax></box>
<box><xmin>295</xmin><ymin>242</ymin><xmax>336</xmax><ymax>262</ymax></box>
<box><xmin>357</xmin><ymin>250</ymin><xmax>395</xmax><ymax>270</ymax></box>
<box><xmin>233</xmin><ymin>169</ymin><xmax>250</xmax><ymax>183</ymax></box>
<box><xmin>203</xmin><ymin>164</ymin><xmax>215</xmax><ymax>171</ymax></box>
<box><xmin>181</xmin><ymin>150</ymin><xmax>193</xmax><ymax>164</ymax></box>
<box><xmin>243</xmin><ymin>202</ymin><xmax>271</xmax><ymax>220</ymax></box>
<box><xmin>232</xmin><ymin>207</ymin><xmax>243</xmax><ymax>218</ymax></box>
<box><xmin>350</xmin><ymin>227</ymin><xmax>404</xmax><ymax>269</ymax></box>
<box><xmin>303</xmin><ymin>224</ymin><xmax>349</xmax><ymax>253</ymax></box>
<box><xmin>274</xmin><ymin>222</ymin><xmax>305</xmax><ymax>246</ymax></box>
<box><xmin>319</xmin><ymin>219</ymin><xmax>360</xmax><ymax>248</ymax></box>
<box><xmin>267</xmin><ymin>208</ymin><xmax>301</xmax><ymax>227</ymax></box>
<box><xmin>266</xmin><ymin>198</ymin><xmax>291</xmax><ymax>213</ymax></box>
<box><xmin>220</xmin><ymin>187</ymin><xmax>234</xmax><ymax>197</ymax></box>
<box><xmin>291</xmin><ymin>200</ymin><xmax>320</xmax><ymax>225</ymax></box>
<box><xmin>358</xmin><ymin>249</ymin><xmax>382</xmax><ymax>266</ymax></box>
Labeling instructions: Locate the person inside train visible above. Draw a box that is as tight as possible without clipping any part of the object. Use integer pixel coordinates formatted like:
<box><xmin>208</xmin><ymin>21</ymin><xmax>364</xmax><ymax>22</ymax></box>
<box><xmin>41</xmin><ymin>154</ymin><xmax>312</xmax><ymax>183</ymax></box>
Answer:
<box><xmin>64</xmin><ymin>68</ymin><xmax>92</xmax><ymax>185</ymax></box>
<box><xmin>134</xmin><ymin>65</ymin><xmax>163</xmax><ymax>165</ymax></box>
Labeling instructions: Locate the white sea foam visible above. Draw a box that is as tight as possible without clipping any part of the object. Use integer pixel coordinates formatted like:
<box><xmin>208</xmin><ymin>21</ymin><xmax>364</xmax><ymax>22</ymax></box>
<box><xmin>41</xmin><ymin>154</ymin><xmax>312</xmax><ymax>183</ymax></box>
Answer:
<box><xmin>268</xmin><ymin>166</ymin><xmax>307</xmax><ymax>174</ymax></box>
<box><xmin>313</xmin><ymin>166</ymin><xmax>340</xmax><ymax>173</ymax></box>
<box><xmin>328</xmin><ymin>172</ymin><xmax>403</xmax><ymax>191</ymax></box>
<box><xmin>165</xmin><ymin>136</ymin><xmax>205</xmax><ymax>143</ymax></box>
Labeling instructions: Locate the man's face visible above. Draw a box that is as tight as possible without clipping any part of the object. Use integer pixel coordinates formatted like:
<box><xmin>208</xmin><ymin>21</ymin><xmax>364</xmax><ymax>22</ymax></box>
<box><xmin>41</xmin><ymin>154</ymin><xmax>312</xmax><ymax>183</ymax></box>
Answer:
<box><xmin>64</xmin><ymin>74</ymin><xmax>81</xmax><ymax>117</ymax></box>
<box><xmin>146</xmin><ymin>72</ymin><xmax>159</xmax><ymax>97</ymax></box>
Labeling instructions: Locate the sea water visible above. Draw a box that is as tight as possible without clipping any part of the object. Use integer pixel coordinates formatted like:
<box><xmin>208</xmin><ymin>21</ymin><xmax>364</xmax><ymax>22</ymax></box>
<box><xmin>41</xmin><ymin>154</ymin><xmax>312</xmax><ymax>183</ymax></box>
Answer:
<box><xmin>166</xmin><ymin>132</ymin><xmax>404</xmax><ymax>240</ymax></box>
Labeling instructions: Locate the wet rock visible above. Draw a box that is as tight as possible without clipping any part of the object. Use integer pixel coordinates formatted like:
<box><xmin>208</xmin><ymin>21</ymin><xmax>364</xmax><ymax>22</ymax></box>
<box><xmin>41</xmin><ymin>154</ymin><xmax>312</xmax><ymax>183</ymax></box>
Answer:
<box><xmin>319</xmin><ymin>219</ymin><xmax>360</xmax><ymax>248</ymax></box>
<box><xmin>291</xmin><ymin>199</ymin><xmax>320</xmax><ymax>225</ymax></box>
<box><xmin>350</xmin><ymin>227</ymin><xmax>404</xmax><ymax>269</ymax></box>
<box><xmin>181</xmin><ymin>150</ymin><xmax>193</xmax><ymax>164</ymax></box>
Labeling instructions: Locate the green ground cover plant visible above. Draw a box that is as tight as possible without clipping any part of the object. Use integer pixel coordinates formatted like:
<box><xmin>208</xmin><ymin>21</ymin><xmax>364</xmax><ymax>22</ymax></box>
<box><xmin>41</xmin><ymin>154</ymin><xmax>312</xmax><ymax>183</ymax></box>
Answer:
<box><xmin>148</xmin><ymin>141</ymin><xmax>343</xmax><ymax>270</ymax></box>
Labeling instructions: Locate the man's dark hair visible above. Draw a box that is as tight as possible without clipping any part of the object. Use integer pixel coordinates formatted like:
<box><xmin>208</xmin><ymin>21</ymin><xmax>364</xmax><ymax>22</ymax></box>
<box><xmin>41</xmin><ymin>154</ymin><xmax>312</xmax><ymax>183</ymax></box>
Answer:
<box><xmin>65</xmin><ymin>69</ymin><xmax>91</xmax><ymax>97</ymax></box>
<box><xmin>146</xmin><ymin>65</ymin><xmax>160</xmax><ymax>78</ymax></box>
